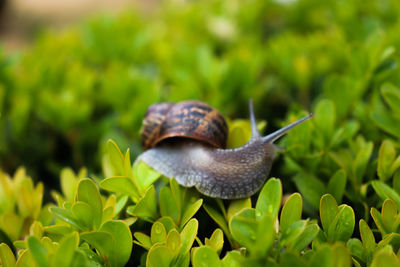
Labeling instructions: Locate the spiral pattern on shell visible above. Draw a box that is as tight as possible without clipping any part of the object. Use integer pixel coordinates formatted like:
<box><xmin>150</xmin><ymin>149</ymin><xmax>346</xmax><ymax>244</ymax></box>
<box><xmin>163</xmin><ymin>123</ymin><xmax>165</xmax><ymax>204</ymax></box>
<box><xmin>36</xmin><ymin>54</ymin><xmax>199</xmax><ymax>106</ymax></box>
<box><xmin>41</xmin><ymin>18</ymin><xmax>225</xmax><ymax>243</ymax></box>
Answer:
<box><xmin>140</xmin><ymin>100</ymin><xmax>228</xmax><ymax>150</ymax></box>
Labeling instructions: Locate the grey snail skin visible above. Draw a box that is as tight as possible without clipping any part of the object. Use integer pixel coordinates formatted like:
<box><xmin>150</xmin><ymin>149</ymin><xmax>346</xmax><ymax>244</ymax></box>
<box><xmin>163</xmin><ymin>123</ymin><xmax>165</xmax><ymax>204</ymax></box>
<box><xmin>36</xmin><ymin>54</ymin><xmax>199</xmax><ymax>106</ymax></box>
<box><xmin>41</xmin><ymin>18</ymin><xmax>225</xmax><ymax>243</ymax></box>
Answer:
<box><xmin>135</xmin><ymin>100</ymin><xmax>313</xmax><ymax>199</ymax></box>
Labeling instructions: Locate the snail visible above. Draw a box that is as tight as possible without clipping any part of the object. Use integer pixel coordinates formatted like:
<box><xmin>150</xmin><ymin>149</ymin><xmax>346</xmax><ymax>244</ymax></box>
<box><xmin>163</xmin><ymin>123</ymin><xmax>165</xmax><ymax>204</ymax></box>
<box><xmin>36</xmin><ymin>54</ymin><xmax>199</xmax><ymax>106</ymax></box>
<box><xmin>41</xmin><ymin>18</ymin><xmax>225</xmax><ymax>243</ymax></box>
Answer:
<box><xmin>135</xmin><ymin>100</ymin><xmax>312</xmax><ymax>199</ymax></box>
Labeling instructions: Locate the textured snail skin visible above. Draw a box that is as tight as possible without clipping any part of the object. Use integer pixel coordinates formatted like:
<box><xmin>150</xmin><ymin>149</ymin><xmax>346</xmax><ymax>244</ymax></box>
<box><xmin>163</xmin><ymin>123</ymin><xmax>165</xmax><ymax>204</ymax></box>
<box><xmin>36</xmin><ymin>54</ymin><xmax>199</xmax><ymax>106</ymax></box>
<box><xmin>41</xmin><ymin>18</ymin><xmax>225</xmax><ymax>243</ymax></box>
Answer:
<box><xmin>137</xmin><ymin>139</ymin><xmax>274</xmax><ymax>199</ymax></box>
<box><xmin>135</xmin><ymin>100</ymin><xmax>313</xmax><ymax>199</ymax></box>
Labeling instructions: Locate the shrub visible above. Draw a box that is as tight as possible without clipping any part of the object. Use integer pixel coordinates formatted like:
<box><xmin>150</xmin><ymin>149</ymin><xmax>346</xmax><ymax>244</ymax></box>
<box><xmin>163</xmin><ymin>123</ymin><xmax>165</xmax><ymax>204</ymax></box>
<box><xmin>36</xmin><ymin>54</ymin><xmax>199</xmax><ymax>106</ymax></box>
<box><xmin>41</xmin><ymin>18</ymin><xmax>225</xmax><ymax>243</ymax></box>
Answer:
<box><xmin>1</xmin><ymin>0</ymin><xmax>400</xmax><ymax>265</ymax></box>
<box><xmin>2</xmin><ymin>0</ymin><xmax>400</xmax><ymax>184</ymax></box>
<box><xmin>1</xmin><ymin>137</ymin><xmax>400</xmax><ymax>266</ymax></box>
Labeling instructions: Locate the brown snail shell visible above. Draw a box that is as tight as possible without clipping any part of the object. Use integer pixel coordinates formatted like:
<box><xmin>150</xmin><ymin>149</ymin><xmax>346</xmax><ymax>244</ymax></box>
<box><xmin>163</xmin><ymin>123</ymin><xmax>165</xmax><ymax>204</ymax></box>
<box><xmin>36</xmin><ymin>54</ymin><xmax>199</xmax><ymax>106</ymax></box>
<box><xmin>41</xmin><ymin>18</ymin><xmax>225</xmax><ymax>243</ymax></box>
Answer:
<box><xmin>141</xmin><ymin>100</ymin><xmax>228</xmax><ymax>150</ymax></box>
<box><xmin>135</xmin><ymin>100</ymin><xmax>312</xmax><ymax>199</ymax></box>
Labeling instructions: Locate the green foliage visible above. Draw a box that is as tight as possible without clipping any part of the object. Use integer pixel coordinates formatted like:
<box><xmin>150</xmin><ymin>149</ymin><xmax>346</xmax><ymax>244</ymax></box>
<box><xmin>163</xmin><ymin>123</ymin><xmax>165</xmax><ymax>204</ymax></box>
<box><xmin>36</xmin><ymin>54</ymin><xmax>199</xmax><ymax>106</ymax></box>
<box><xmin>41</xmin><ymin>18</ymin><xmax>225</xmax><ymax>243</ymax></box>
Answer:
<box><xmin>318</xmin><ymin>194</ymin><xmax>355</xmax><ymax>243</ymax></box>
<box><xmin>3</xmin><ymin>0</ymin><xmax>400</xmax><ymax>265</ymax></box>
<box><xmin>1</xmin><ymin>137</ymin><xmax>400</xmax><ymax>265</ymax></box>
<box><xmin>201</xmin><ymin>179</ymin><xmax>321</xmax><ymax>264</ymax></box>
<box><xmin>0</xmin><ymin>0</ymin><xmax>398</xmax><ymax>186</ymax></box>
<box><xmin>347</xmin><ymin>198</ymin><xmax>400</xmax><ymax>266</ymax></box>
<box><xmin>0</xmin><ymin>168</ymin><xmax>44</xmax><ymax>242</ymax></box>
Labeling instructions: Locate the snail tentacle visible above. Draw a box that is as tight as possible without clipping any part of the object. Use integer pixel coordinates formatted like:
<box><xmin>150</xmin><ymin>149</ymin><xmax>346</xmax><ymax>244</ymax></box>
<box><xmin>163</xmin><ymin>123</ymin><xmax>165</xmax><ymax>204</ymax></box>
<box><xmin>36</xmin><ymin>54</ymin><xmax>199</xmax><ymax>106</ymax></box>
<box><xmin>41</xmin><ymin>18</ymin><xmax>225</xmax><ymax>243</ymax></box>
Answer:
<box><xmin>249</xmin><ymin>99</ymin><xmax>260</xmax><ymax>140</ymax></box>
<box><xmin>262</xmin><ymin>113</ymin><xmax>314</xmax><ymax>144</ymax></box>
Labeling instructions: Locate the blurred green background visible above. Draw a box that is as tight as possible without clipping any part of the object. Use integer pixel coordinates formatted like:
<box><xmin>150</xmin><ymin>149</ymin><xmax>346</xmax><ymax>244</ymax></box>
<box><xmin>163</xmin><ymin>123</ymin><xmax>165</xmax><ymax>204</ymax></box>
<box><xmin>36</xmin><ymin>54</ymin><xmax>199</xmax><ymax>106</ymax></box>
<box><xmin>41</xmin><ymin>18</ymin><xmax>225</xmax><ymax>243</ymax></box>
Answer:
<box><xmin>0</xmin><ymin>0</ymin><xmax>400</xmax><ymax>194</ymax></box>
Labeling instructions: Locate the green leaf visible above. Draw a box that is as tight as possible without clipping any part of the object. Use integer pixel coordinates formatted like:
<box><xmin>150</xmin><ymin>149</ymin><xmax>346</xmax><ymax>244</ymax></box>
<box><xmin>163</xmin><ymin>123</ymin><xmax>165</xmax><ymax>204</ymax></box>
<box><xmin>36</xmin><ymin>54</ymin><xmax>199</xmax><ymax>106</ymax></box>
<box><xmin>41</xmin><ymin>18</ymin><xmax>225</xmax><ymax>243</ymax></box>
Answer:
<box><xmin>227</xmin><ymin>120</ymin><xmax>252</xmax><ymax>148</ymax></box>
<box><xmin>123</xmin><ymin>149</ymin><xmax>132</xmax><ymax>177</ymax></box>
<box><xmin>229</xmin><ymin>209</ymin><xmax>275</xmax><ymax>256</ymax></box>
<box><xmin>380</xmin><ymin>46</ymin><xmax>396</xmax><ymax>62</ymax></box>
<box><xmin>284</xmin><ymin>112</ymin><xmax>312</xmax><ymax>157</ymax></box>
<box><xmin>0</xmin><ymin>212</ymin><xmax>23</xmax><ymax>241</ymax></box>
<box><xmin>327</xmin><ymin>169</ymin><xmax>347</xmax><ymax>203</ymax></box>
<box><xmin>381</xmin><ymin>83</ymin><xmax>400</xmax><ymax>115</ymax></box>
<box><xmin>80</xmin><ymin>231</ymin><xmax>113</xmax><ymax>261</ymax></box>
<box><xmin>100</xmin><ymin>220</ymin><xmax>133</xmax><ymax>267</ymax></box>
<box><xmin>309</xmin><ymin>245</ymin><xmax>333</xmax><ymax>267</ymax></box>
<box><xmin>227</xmin><ymin>198</ymin><xmax>251</xmax><ymax>224</ymax></box>
<box><xmin>60</xmin><ymin>168</ymin><xmax>79</xmax><ymax>203</ymax></box>
<box><xmin>280</xmin><ymin>251</ymin><xmax>307</xmax><ymax>267</ymax></box>
<box><xmin>378</xmin><ymin>233</ymin><xmax>400</xmax><ymax>252</ymax></box>
<box><xmin>78</xmin><ymin>246</ymin><xmax>102</xmax><ymax>266</ymax></box>
<box><xmin>205</xmin><ymin>229</ymin><xmax>224</xmax><ymax>253</ymax></box>
<box><xmin>71</xmin><ymin>201</ymin><xmax>93</xmax><ymax>230</ymax></box>
<box><xmin>327</xmin><ymin>205</ymin><xmax>355</xmax><ymax>242</ymax></box>
<box><xmin>44</xmin><ymin>225</ymin><xmax>73</xmax><ymax>236</ymax></box>
<box><xmin>352</xmin><ymin>141</ymin><xmax>373</xmax><ymax>184</ymax></box>
<box><xmin>229</xmin><ymin>209</ymin><xmax>257</xmax><ymax>249</ymax></box>
<box><xmin>166</xmin><ymin>229</ymin><xmax>181</xmax><ymax>258</ymax></box>
<box><xmin>115</xmin><ymin>195</ymin><xmax>129</xmax><ymax>216</ymax></box>
<box><xmin>289</xmin><ymin>224</ymin><xmax>320</xmax><ymax>252</ymax></box>
<box><xmin>372</xmin><ymin>180</ymin><xmax>400</xmax><ymax>210</ymax></box>
<box><xmin>371</xmin><ymin>110</ymin><xmax>400</xmax><ymax>139</ymax></box>
<box><xmin>16</xmin><ymin>177</ymin><xmax>42</xmax><ymax>218</ymax></box>
<box><xmin>128</xmin><ymin>185</ymin><xmax>158</xmax><ymax>222</ymax></box>
<box><xmin>29</xmin><ymin>221</ymin><xmax>44</xmax><ymax>239</ymax></box>
<box><xmin>324</xmin><ymin>75</ymin><xmax>357</xmax><ymax>120</ymax></box>
<box><xmin>170</xmin><ymin>179</ymin><xmax>182</xmax><ymax>218</ymax></box>
<box><xmin>134</xmin><ymin>232</ymin><xmax>152</xmax><ymax>250</ymax></box>
<box><xmin>203</xmin><ymin>204</ymin><xmax>230</xmax><ymax>240</ymax></box>
<box><xmin>371</xmin><ymin>207</ymin><xmax>389</xmax><ymax>237</ymax></box>
<box><xmin>70</xmin><ymin>250</ymin><xmax>88</xmax><ymax>267</ymax></box>
<box><xmin>13</xmin><ymin>241</ymin><xmax>26</xmax><ymax>250</ymax></box>
<box><xmin>329</xmin><ymin>151</ymin><xmax>353</xmax><ymax>179</ymax></box>
<box><xmin>27</xmin><ymin>236</ymin><xmax>48</xmax><ymax>267</ymax></box>
<box><xmin>100</xmin><ymin>176</ymin><xmax>140</xmax><ymax>201</ymax></box>
<box><xmin>347</xmin><ymin>238</ymin><xmax>366</xmax><ymax>263</ymax></box>
<box><xmin>157</xmin><ymin>217</ymin><xmax>178</xmax><ymax>233</ymax></box>
<box><xmin>378</xmin><ymin>140</ymin><xmax>397</xmax><ymax>182</ymax></box>
<box><xmin>133</xmin><ymin>161</ymin><xmax>161</xmax><ymax>193</ymax></box>
<box><xmin>255</xmin><ymin>178</ymin><xmax>282</xmax><ymax>219</ymax></box>
<box><xmin>180</xmin><ymin>199</ymin><xmax>203</xmax><ymax>228</ymax></box>
<box><xmin>15</xmin><ymin>250</ymin><xmax>35</xmax><ymax>267</ymax></box>
<box><xmin>40</xmin><ymin>237</ymin><xmax>53</xmax><ymax>253</ymax></box>
<box><xmin>175</xmin><ymin>253</ymin><xmax>190</xmax><ymax>267</ymax></box>
<box><xmin>49</xmin><ymin>207</ymin><xmax>83</xmax><ymax>230</ymax></box>
<box><xmin>38</xmin><ymin>203</ymin><xmax>55</xmax><ymax>227</ymax></box>
<box><xmin>294</xmin><ymin>173</ymin><xmax>325</xmax><ymax>209</ymax></box>
<box><xmin>102</xmin><ymin>206</ymin><xmax>114</xmax><ymax>223</ymax></box>
<box><xmin>221</xmin><ymin>251</ymin><xmax>243</xmax><ymax>267</ymax></box>
<box><xmin>180</xmin><ymin>218</ymin><xmax>198</xmax><ymax>255</ymax></box>
<box><xmin>53</xmin><ymin>232</ymin><xmax>79</xmax><ymax>267</ymax></box>
<box><xmin>124</xmin><ymin>217</ymin><xmax>138</xmax><ymax>226</ymax></box>
<box><xmin>393</xmin><ymin>171</ymin><xmax>400</xmax><ymax>195</ymax></box>
<box><xmin>107</xmin><ymin>140</ymin><xmax>125</xmax><ymax>176</ymax></box>
<box><xmin>280</xmin><ymin>193</ymin><xmax>302</xmax><ymax>232</ymax></box>
<box><xmin>392</xmin><ymin>160</ymin><xmax>400</xmax><ymax>179</ymax></box>
<box><xmin>310</xmin><ymin>243</ymin><xmax>351</xmax><ymax>267</ymax></box>
<box><xmin>253</xmin><ymin>213</ymin><xmax>276</xmax><ymax>256</ymax></box>
<box><xmin>0</xmin><ymin>243</ymin><xmax>16</xmax><ymax>267</ymax></box>
<box><xmin>382</xmin><ymin>199</ymin><xmax>397</xmax><ymax>233</ymax></box>
<box><xmin>314</xmin><ymin>99</ymin><xmax>335</xmax><ymax>141</ymax></box>
<box><xmin>76</xmin><ymin>179</ymin><xmax>103</xmax><ymax>229</ymax></box>
<box><xmin>147</xmin><ymin>245</ymin><xmax>173</xmax><ymax>267</ymax></box>
<box><xmin>359</xmin><ymin>219</ymin><xmax>376</xmax><ymax>251</ymax></box>
<box><xmin>332</xmin><ymin>243</ymin><xmax>352</xmax><ymax>267</ymax></box>
<box><xmin>320</xmin><ymin>194</ymin><xmax>338</xmax><ymax>232</ymax></box>
<box><xmin>151</xmin><ymin>222</ymin><xmax>167</xmax><ymax>244</ymax></box>
<box><xmin>159</xmin><ymin>187</ymin><xmax>180</xmax><ymax>224</ymax></box>
<box><xmin>370</xmin><ymin>249</ymin><xmax>400</xmax><ymax>267</ymax></box>
<box><xmin>192</xmin><ymin>246</ymin><xmax>222</xmax><ymax>267</ymax></box>
<box><xmin>280</xmin><ymin>220</ymin><xmax>307</xmax><ymax>247</ymax></box>
<box><xmin>330</xmin><ymin>121</ymin><xmax>359</xmax><ymax>148</ymax></box>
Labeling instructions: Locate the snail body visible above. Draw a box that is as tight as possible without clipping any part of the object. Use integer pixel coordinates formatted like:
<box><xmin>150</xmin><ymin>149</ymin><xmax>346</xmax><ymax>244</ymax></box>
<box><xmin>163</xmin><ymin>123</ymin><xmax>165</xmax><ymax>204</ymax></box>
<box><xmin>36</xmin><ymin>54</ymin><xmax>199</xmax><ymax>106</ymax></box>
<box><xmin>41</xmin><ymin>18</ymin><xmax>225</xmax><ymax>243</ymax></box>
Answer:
<box><xmin>136</xmin><ymin>100</ymin><xmax>312</xmax><ymax>199</ymax></box>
